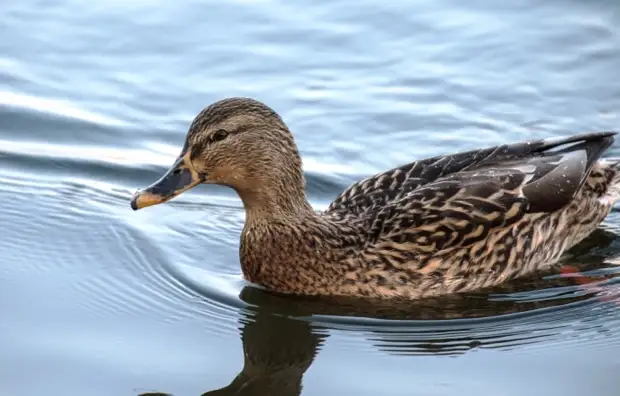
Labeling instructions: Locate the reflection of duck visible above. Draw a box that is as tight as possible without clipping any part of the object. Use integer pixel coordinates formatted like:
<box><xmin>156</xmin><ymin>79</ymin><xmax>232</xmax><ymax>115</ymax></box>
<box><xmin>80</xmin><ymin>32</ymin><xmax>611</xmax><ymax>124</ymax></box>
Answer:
<box><xmin>138</xmin><ymin>253</ymin><xmax>620</xmax><ymax>396</ymax></box>
<box><xmin>138</xmin><ymin>287</ymin><xmax>325</xmax><ymax>396</ymax></box>
<box><xmin>131</xmin><ymin>97</ymin><xmax>620</xmax><ymax>300</ymax></box>
<box><xmin>199</xmin><ymin>290</ymin><xmax>325</xmax><ymax>396</ymax></box>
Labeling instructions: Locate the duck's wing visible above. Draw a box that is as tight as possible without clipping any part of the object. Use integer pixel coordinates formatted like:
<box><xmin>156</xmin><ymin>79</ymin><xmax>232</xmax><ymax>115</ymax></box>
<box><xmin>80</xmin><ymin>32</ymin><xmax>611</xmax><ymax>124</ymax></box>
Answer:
<box><xmin>326</xmin><ymin>131</ymin><xmax>617</xmax><ymax>216</ymax></box>
<box><xmin>364</xmin><ymin>131</ymin><xmax>616</xmax><ymax>251</ymax></box>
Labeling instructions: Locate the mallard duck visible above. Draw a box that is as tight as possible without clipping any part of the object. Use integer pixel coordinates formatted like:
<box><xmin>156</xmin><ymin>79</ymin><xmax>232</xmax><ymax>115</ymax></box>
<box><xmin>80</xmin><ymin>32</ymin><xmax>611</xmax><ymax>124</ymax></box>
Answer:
<box><xmin>130</xmin><ymin>97</ymin><xmax>620</xmax><ymax>300</ymax></box>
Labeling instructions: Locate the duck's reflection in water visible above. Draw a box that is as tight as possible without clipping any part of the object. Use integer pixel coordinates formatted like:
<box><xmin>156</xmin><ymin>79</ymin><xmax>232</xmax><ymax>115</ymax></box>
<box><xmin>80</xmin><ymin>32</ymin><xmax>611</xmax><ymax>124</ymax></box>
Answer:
<box><xmin>200</xmin><ymin>290</ymin><xmax>326</xmax><ymax>396</ymax></box>
<box><xmin>139</xmin><ymin>229</ymin><xmax>620</xmax><ymax>396</ymax></box>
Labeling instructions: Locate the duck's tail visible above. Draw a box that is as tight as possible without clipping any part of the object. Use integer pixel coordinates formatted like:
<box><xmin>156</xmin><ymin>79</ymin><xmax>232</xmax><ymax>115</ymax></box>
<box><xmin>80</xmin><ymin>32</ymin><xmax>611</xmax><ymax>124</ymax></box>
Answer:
<box><xmin>595</xmin><ymin>158</ymin><xmax>620</xmax><ymax>203</ymax></box>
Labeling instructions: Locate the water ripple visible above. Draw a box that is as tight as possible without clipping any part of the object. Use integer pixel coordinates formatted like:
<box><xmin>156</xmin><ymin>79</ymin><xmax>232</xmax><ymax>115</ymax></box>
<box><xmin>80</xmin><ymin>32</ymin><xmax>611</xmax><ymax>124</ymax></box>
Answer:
<box><xmin>0</xmin><ymin>90</ymin><xmax>128</xmax><ymax>127</ymax></box>
<box><xmin>0</xmin><ymin>175</ymin><xmax>242</xmax><ymax>337</ymax></box>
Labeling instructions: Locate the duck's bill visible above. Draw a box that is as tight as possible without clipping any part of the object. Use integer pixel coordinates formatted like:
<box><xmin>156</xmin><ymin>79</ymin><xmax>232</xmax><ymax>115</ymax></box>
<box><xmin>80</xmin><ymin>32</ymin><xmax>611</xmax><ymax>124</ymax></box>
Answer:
<box><xmin>130</xmin><ymin>152</ymin><xmax>202</xmax><ymax>210</ymax></box>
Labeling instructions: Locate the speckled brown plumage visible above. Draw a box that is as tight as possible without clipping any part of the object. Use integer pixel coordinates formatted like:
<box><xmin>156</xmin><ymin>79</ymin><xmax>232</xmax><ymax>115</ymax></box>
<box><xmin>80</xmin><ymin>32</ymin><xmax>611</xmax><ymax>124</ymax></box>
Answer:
<box><xmin>132</xmin><ymin>97</ymin><xmax>620</xmax><ymax>300</ymax></box>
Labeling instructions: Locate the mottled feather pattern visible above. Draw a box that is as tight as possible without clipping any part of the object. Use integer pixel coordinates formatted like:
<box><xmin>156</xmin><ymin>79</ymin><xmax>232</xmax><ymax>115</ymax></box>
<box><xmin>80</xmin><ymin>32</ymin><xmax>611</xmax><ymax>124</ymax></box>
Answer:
<box><xmin>327</xmin><ymin>132</ymin><xmax>613</xmax><ymax>215</ymax></box>
<box><xmin>156</xmin><ymin>98</ymin><xmax>620</xmax><ymax>300</ymax></box>
<box><xmin>239</xmin><ymin>129</ymin><xmax>620</xmax><ymax>299</ymax></box>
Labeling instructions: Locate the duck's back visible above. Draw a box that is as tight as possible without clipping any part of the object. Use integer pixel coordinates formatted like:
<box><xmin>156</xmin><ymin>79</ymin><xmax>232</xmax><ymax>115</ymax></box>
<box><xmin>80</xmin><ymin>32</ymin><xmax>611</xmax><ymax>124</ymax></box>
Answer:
<box><xmin>318</xmin><ymin>132</ymin><xmax>620</xmax><ymax>298</ymax></box>
<box><xmin>326</xmin><ymin>132</ymin><xmax>617</xmax><ymax>217</ymax></box>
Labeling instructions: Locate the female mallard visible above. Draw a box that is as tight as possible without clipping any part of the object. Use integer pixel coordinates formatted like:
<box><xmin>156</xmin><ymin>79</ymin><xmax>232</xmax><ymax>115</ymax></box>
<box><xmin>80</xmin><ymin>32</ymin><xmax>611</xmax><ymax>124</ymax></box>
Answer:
<box><xmin>130</xmin><ymin>97</ymin><xmax>620</xmax><ymax>300</ymax></box>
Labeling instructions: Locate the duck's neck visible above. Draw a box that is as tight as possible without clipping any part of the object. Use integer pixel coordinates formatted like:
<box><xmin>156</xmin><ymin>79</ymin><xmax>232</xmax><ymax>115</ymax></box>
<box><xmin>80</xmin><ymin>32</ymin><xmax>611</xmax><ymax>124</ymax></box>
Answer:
<box><xmin>236</xmin><ymin>177</ymin><xmax>329</xmax><ymax>288</ymax></box>
<box><xmin>235</xmin><ymin>170</ymin><xmax>316</xmax><ymax>224</ymax></box>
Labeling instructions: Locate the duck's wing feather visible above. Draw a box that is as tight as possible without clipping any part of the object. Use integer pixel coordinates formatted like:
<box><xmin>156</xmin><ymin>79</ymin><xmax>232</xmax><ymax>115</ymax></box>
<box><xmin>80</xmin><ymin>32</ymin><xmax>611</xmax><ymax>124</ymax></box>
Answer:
<box><xmin>364</xmin><ymin>131</ymin><xmax>616</xmax><ymax>251</ymax></box>
<box><xmin>326</xmin><ymin>131</ymin><xmax>616</xmax><ymax>216</ymax></box>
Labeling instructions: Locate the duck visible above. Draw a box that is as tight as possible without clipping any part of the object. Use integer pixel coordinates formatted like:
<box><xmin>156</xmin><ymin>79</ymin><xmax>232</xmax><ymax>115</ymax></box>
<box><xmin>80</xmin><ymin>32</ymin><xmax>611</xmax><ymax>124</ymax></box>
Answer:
<box><xmin>130</xmin><ymin>97</ymin><xmax>620</xmax><ymax>300</ymax></box>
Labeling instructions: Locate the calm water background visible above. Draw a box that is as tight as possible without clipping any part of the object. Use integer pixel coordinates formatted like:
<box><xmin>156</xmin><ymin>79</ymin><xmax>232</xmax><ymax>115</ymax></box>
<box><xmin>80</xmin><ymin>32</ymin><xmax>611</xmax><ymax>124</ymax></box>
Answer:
<box><xmin>2</xmin><ymin>1</ymin><xmax>620</xmax><ymax>395</ymax></box>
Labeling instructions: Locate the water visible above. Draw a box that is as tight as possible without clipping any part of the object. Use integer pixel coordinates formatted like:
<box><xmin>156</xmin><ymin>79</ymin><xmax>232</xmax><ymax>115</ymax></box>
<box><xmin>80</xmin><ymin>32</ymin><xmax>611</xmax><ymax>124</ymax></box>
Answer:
<box><xmin>2</xmin><ymin>1</ymin><xmax>620</xmax><ymax>395</ymax></box>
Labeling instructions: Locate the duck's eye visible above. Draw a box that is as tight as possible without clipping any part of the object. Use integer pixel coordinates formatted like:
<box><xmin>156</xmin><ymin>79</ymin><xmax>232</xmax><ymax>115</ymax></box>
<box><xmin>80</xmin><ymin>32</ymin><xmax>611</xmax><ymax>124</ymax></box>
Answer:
<box><xmin>212</xmin><ymin>129</ymin><xmax>229</xmax><ymax>142</ymax></box>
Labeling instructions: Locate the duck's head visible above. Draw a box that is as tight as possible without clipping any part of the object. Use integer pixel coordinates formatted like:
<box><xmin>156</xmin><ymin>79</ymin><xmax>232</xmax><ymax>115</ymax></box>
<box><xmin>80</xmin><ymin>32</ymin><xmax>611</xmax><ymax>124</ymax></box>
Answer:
<box><xmin>130</xmin><ymin>97</ymin><xmax>309</xmax><ymax>215</ymax></box>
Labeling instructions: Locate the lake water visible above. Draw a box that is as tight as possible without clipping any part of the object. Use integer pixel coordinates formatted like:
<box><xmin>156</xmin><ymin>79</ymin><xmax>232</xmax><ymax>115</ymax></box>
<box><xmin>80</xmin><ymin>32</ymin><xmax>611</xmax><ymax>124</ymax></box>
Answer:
<box><xmin>2</xmin><ymin>1</ymin><xmax>620</xmax><ymax>395</ymax></box>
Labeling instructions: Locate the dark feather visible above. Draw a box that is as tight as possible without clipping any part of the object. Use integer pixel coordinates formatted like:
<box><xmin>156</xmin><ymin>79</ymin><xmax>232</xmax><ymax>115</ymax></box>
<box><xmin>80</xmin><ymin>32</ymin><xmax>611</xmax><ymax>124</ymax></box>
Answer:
<box><xmin>327</xmin><ymin>131</ymin><xmax>616</xmax><ymax>215</ymax></box>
